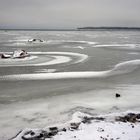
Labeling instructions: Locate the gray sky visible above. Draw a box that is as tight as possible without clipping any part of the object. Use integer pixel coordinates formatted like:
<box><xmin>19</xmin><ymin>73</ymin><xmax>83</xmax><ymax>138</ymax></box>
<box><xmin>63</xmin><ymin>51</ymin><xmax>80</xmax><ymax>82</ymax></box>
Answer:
<box><xmin>0</xmin><ymin>0</ymin><xmax>140</xmax><ymax>29</ymax></box>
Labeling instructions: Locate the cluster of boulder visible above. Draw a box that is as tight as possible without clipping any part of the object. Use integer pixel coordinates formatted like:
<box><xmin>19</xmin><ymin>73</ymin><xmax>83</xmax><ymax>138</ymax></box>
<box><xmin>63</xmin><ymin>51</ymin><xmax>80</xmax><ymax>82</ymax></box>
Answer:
<box><xmin>11</xmin><ymin>123</ymin><xmax>81</xmax><ymax>140</ymax></box>
<box><xmin>11</xmin><ymin>112</ymin><xmax>140</xmax><ymax>140</ymax></box>
<box><xmin>0</xmin><ymin>50</ymin><xmax>30</xmax><ymax>59</ymax></box>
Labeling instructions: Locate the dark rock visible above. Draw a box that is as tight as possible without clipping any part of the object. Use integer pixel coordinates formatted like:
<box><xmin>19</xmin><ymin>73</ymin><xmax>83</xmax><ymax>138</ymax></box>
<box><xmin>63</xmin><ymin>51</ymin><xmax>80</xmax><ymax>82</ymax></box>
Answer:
<box><xmin>93</xmin><ymin>117</ymin><xmax>105</xmax><ymax>121</ymax></box>
<box><xmin>47</xmin><ymin>127</ymin><xmax>58</xmax><ymax>137</ymax></box>
<box><xmin>82</xmin><ymin>116</ymin><xmax>105</xmax><ymax>124</ymax></box>
<box><xmin>30</xmin><ymin>131</ymin><xmax>35</xmax><ymax>136</ymax></box>
<box><xmin>49</xmin><ymin>127</ymin><xmax>58</xmax><ymax>131</ymax></box>
<box><xmin>115</xmin><ymin>113</ymin><xmax>140</xmax><ymax>123</ymax></box>
<box><xmin>131</xmin><ymin>124</ymin><xmax>135</xmax><ymax>128</ymax></box>
<box><xmin>82</xmin><ymin>116</ymin><xmax>94</xmax><ymax>124</ymax></box>
<box><xmin>70</xmin><ymin>123</ymin><xmax>80</xmax><ymax>130</ymax></box>
<box><xmin>21</xmin><ymin>130</ymin><xmax>49</xmax><ymax>140</ymax></box>
<box><xmin>115</xmin><ymin>93</ymin><xmax>121</xmax><ymax>98</ymax></box>
<box><xmin>47</xmin><ymin>132</ymin><xmax>57</xmax><ymax>138</ymax></box>
<box><xmin>97</xmin><ymin>127</ymin><xmax>104</xmax><ymax>132</ymax></box>
<box><xmin>62</xmin><ymin>128</ymin><xmax>67</xmax><ymax>132</ymax></box>
<box><xmin>100</xmin><ymin>136</ymin><xmax>108</xmax><ymax>140</ymax></box>
<box><xmin>136</xmin><ymin>114</ymin><xmax>140</xmax><ymax>119</ymax></box>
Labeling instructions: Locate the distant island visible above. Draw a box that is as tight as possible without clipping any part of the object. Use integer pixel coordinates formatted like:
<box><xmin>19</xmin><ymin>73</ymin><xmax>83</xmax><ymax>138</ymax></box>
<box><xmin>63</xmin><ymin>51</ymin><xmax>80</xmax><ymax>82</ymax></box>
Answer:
<box><xmin>77</xmin><ymin>27</ymin><xmax>140</xmax><ymax>30</ymax></box>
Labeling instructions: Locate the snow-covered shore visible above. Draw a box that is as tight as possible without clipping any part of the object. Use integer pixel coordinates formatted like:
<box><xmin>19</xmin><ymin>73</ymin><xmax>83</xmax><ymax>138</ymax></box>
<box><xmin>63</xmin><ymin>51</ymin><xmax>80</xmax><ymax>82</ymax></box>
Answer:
<box><xmin>11</xmin><ymin>111</ymin><xmax>140</xmax><ymax>140</ymax></box>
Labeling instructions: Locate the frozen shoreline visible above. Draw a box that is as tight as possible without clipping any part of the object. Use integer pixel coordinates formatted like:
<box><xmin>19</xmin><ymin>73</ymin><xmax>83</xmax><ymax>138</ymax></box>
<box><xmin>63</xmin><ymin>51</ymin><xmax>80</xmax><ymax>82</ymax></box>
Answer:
<box><xmin>11</xmin><ymin>111</ymin><xmax>140</xmax><ymax>140</ymax></box>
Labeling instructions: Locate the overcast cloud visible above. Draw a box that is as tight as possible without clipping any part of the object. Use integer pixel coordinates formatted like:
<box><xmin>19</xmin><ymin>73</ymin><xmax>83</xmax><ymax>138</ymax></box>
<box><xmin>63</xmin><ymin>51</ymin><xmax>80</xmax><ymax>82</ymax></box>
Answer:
<box><xmin>0</xmin><ymin>0</ymin><xmax>140</xmax><ymax>29</ymax></box>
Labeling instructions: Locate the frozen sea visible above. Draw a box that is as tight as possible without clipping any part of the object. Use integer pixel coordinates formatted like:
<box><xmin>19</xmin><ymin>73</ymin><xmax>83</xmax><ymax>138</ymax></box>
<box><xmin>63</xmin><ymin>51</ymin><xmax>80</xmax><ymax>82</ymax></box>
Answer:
<box><xmin>1</xmin><ymin>30</ymin><xmax>140</xmax><ymax>139</ymax></box>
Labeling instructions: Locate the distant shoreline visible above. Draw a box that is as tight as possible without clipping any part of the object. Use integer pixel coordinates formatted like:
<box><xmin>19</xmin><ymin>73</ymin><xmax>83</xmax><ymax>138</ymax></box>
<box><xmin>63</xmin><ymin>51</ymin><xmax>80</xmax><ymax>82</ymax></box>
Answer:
<box><xmin>1</xmin><ymin>27</ymin><xmax>140</xmax><ymax>31</ymax></box>
<box><xmin>77</xmin><ymin>27</ymin><xmax>140</xmax><ymax>31</ymax></box>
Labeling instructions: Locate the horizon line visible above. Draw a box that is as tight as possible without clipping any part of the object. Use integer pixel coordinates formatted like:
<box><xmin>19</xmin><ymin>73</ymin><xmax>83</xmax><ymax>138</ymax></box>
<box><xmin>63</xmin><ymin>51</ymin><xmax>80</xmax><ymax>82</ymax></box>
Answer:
<box><xmin>1</xmin><ymin>26</ymin><xmax>140</xmax><ymax>31</ymax></box>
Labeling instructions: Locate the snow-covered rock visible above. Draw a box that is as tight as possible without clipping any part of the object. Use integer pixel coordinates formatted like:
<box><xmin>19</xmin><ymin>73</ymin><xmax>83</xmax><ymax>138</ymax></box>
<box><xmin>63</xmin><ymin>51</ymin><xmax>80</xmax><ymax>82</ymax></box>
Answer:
<box><xmin>12</xmin><ymin>50</ymin><xmax>30</xmax><ymax>58</ymax></box>
<box><xmin>0</xmin><ymin>53</ymin><xmax>11</xmax><ymax>59</ymax></box>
